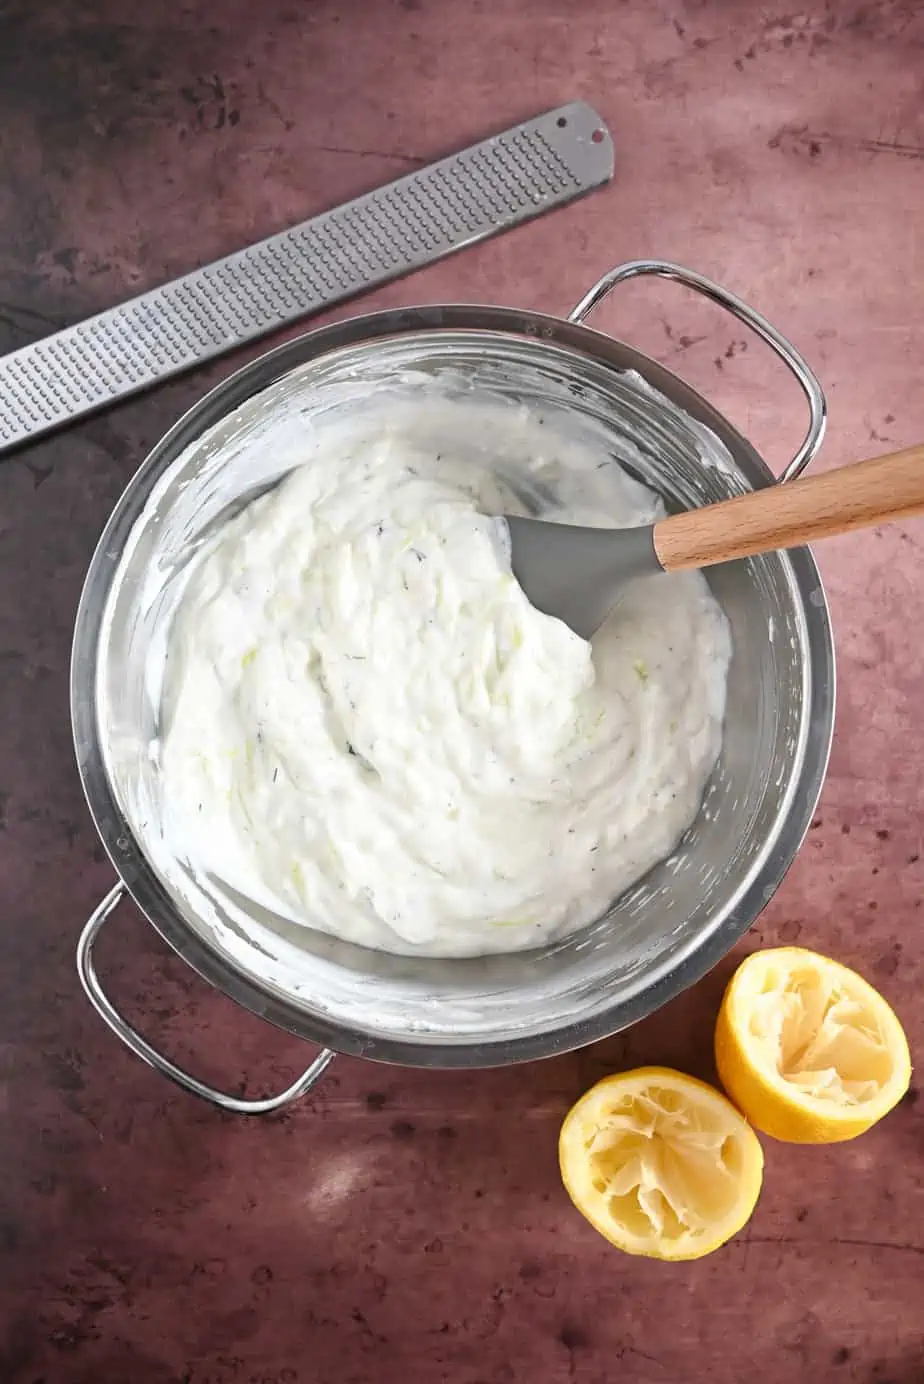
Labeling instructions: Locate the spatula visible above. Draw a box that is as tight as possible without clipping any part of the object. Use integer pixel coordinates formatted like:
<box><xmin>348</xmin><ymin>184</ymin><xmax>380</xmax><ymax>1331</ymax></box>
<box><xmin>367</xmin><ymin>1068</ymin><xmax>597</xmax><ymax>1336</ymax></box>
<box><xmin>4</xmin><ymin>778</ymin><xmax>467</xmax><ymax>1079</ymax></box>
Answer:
<box><xmin>503</xmin><ymin>442</ymin><xmax>924</xmax><ymax>639</ymax></box>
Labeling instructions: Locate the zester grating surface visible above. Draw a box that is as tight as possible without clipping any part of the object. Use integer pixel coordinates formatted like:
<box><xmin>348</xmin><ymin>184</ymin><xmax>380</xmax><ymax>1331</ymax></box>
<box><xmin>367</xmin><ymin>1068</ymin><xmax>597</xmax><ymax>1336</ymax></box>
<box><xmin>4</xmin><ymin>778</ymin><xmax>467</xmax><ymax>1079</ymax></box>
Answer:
<box><xmin>0</xmin><ymin>102</ymin><xmax>613</xmax><ymax>455</ymax></box>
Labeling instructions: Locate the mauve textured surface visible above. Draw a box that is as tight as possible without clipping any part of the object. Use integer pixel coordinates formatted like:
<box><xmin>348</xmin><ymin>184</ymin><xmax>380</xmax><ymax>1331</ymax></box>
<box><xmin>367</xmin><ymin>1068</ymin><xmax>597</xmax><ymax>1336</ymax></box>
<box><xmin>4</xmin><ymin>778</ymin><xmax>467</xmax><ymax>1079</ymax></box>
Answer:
<box><xmin>0</xmin><ymin>0</ymin><xmax>923</xmax><ymax>1380</ymax></box>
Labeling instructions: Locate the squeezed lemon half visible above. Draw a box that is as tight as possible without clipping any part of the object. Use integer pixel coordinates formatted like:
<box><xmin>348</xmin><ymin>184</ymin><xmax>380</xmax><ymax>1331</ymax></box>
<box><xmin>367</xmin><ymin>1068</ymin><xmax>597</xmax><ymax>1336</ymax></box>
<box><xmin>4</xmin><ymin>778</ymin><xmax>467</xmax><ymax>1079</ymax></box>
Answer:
<box><xmin>715</xmin><ymin>947</ymin><xmax>912</xmax><ymax>1144</ymax></box>
<box><xmin>559</xmin><ymin>1067</ymin><xmax>763</xmax><ymax>1261</ymax></box>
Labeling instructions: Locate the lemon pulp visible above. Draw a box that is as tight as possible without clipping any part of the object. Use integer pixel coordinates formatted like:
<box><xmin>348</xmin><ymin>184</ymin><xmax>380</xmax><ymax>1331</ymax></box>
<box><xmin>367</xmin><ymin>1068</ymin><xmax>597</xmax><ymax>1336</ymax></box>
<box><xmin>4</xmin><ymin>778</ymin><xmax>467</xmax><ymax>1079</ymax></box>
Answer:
<box><xmin>745</xmin><ymin>958</ymin><xmax>894</xmax><ymax>1104</ymax></box>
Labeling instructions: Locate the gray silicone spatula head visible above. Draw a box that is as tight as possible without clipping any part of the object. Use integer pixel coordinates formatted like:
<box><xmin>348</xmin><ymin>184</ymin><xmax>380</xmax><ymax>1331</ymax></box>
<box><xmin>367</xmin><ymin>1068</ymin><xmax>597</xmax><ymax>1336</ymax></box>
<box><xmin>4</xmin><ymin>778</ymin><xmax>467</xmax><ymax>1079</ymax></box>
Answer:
<box><xmin>503</xmin><ymin>515</ymin><xmax>662</xmax><ymax>640</ymax></box>
<box><xmin>503</xmin><ymin>441</ymin><xmax>924</xmax><ymax>640</ymax></box>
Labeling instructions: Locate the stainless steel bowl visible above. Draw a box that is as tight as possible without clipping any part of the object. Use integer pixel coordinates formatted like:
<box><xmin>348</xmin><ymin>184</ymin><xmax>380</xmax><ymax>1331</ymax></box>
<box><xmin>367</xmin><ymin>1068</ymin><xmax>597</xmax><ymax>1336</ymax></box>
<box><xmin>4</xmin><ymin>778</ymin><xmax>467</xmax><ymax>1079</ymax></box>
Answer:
<box><xmin>72</xmin><ymin>261</ymin><xmax>835</xmax><ymax>1114</ymax></box>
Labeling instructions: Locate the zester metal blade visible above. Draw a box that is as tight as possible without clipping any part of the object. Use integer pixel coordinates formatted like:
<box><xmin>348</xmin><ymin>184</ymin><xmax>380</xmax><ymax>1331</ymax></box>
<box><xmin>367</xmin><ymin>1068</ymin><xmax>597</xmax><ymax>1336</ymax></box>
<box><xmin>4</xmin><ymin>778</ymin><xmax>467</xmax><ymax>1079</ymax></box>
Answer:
<box><xmin>0</xmin><ymin>102</ymin><xmax>613</xmax><ymax>456</ymax></box>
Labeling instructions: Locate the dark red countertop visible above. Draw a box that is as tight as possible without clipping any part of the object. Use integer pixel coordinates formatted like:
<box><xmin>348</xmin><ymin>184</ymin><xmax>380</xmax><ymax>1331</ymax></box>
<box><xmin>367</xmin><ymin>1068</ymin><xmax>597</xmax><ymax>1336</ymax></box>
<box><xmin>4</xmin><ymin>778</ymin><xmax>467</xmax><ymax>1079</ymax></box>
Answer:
<box><xmin>0</xmin><ymin>1</ymin><xmax>922</xmax><ymax>1380</ymax></box>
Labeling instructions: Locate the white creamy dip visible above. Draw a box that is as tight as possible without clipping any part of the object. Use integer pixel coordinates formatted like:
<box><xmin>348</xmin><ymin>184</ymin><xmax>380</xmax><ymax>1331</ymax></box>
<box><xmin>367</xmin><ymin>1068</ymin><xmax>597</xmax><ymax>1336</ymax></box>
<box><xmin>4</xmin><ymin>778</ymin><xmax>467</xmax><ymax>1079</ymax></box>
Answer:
<box><xmin>156</xmin><ymin>390</ymin><xmax>731</xmax><ymax>957</ymax></box>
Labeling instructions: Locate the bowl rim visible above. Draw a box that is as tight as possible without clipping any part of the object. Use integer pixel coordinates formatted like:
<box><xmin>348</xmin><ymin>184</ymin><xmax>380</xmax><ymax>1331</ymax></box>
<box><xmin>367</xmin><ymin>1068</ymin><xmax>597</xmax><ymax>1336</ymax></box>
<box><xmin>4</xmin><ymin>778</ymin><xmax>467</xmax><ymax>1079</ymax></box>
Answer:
<box><xmin>70</xmin><ymin>302</ymin><xmax>836</xmax><ymax>1067</ymax></box>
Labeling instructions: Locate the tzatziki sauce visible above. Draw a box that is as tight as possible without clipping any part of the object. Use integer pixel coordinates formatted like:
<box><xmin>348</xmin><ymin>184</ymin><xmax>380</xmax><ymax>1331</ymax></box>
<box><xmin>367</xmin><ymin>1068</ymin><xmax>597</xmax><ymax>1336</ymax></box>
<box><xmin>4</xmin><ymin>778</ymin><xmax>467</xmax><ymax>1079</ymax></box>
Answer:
<box><xmin>155</xmin><ymin>390</ymin><xmax>731</xmax><ymax>957</ymax></box>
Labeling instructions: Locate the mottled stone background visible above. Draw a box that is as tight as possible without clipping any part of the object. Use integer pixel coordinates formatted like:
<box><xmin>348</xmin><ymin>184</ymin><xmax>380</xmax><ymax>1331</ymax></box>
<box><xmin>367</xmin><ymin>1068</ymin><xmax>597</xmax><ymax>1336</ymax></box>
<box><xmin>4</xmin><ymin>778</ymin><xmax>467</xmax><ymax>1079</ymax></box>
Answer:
<box><xmin>0</xmin><ymin>0</ymin><xmax>922</xmax><ymax>1381</ymax></box>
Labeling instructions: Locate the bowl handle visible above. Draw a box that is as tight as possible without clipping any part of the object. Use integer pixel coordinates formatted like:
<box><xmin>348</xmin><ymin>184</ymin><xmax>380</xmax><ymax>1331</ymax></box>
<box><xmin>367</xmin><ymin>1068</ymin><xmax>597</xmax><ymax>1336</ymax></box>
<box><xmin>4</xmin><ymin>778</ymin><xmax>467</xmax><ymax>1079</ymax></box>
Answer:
<box><xmin>568</xmin><ymin>260</ymin><xmax>827</xmax><ymax>483</ymax></box>
<box><xmin>76</xmin><ymin>882</ymin><xmax>336</xmax><ymax>1114</ymax></box>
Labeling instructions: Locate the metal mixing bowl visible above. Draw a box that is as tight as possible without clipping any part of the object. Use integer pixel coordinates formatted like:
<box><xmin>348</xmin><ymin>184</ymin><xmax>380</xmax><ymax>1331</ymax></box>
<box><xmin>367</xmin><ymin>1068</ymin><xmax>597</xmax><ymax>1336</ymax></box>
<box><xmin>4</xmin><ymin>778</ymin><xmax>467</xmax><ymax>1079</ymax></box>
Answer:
<box><xmin>72</xmin><ymin>261</ymin><xmax>835</xmax><ymax>1114</ymax></box>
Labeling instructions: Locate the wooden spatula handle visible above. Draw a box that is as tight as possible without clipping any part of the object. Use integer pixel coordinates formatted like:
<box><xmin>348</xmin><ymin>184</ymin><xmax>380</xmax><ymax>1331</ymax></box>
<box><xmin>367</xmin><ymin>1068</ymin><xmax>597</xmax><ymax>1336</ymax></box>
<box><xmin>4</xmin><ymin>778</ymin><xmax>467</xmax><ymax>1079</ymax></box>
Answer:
<box><xmin>653</xmin><ymin>442</ymin><xmax>924</xmax><ymax>572</ymax></box>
